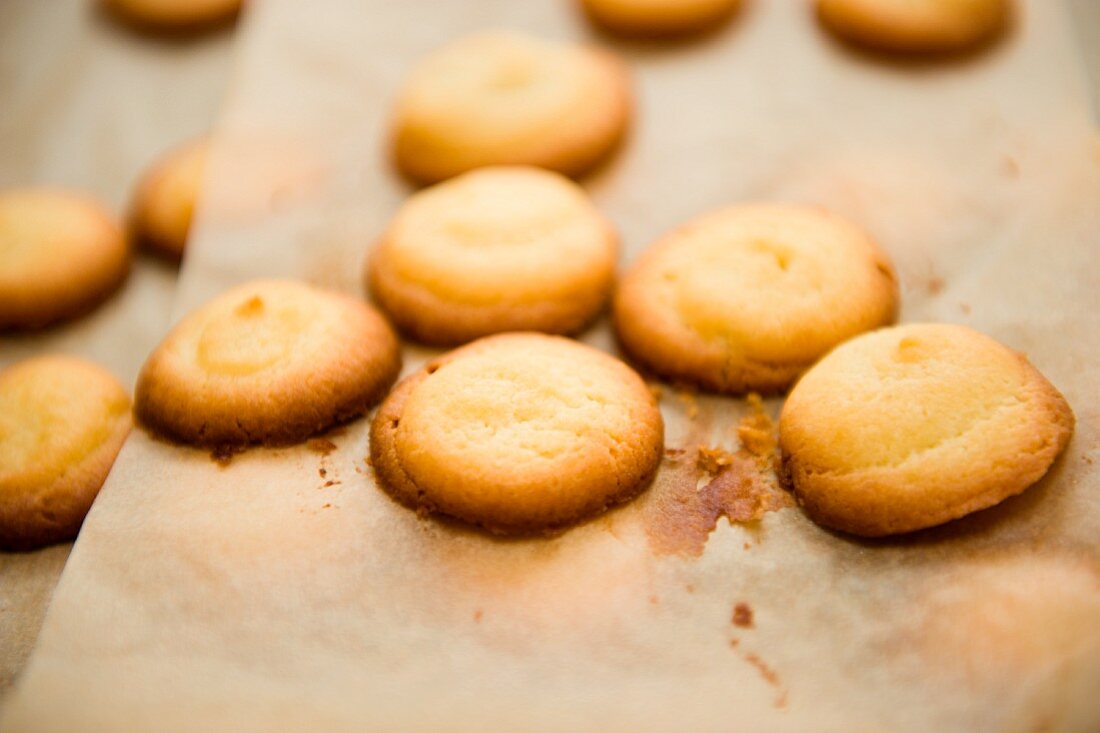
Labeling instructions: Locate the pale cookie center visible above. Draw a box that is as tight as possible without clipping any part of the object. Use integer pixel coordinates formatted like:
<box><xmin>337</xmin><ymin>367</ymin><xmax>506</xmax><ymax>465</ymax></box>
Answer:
<box><xmin>829</xmin><ymin>337</ymin><xmax>1022</xmax><ymax>470</ymax></box>
<box><xmin>674</xmin><ymin>238</ymin><xmax>803</xmax><ymax>341</ymax></box>
<box><xmin>0</xmin><ymin>207</ymin><xmax>88</xmax><ymax>272</ymax></box>
<box><xmin>195</xmin><ymin>295</ymin><xmax>307</xmax><ymax>376</ymax></box>
<box><xmin>397</xmin><ymin>354</ymin><xmax>634</xmax><ymax>481</ymax></box>
<box><xmin>437</xmin><ymin>198</ymin><xmax>564</xmax><ymax>249</ymax></box>
<box><xmin>0</xmin><ymin>381</ymin><xmax>127</xmax><ymax>479</ymax></box>
<box><xmin>487</xmin><ymin>59</ymin><xmax>537</xmax><ymax>92</ymax></box>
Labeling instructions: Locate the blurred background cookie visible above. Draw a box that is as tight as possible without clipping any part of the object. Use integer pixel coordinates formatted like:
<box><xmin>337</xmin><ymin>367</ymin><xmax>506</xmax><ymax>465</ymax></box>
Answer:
<box><xmin>0</xmin><ymin>356</ymin><xmax>131</xmax><ymax>550</ymax></box>
<box><xmin>391</xmin><ymin>31</ymin><xmax>632</xmax><ymax>185</ymax></box>
<box><xmin>371</xmin><ymin>333</ymin><xmax>663</xmax><ymax>534</ymax></box>
<box><xmin>0</xmin><ymin>189</ymin><xmax>129</xmax><ymax>330</ymax></box>
<box><xmin>129</xmin><ymin>138</ymin><xmax>209</xmax><ymax>261</ymax></box>
<box><xmin>135</xmin><ymin>279</ymin><xmax>400</xmax><ymax>448</ymax></box>
<box><xmin>816</xmin><ymin>0</ymin><xmax>1010</xmax><ymax>54</ymax></box>
<box><xmin>779</xmin><ymin>323</ymin><xmax>1074</xmax><ymax>537</ymax></box>
<box><xmin>580</xmin><ymin>0</ymin><xmax>743</xmax><ymax>38</ymax></box>
<box><xmin>367</xmin><ymin>166</ymin><xmax>617</xmax><ymax>345</ymax></box>
<box><xmin>101</xmin><ymin>0</ymin><xmax>242</xmax><ymax>32</ymax></box>
<box><xmin>614</xmin><ymin>203</ymin><xmax>898</xmax><ymax>393</ymax></box>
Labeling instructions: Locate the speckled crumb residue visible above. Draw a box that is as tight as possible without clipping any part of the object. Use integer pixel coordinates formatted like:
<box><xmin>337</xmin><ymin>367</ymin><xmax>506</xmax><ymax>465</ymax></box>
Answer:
<box><xmin>644</xmin><ymin>396</ymin><xmax>793</xmax><ymax>556</ymax></box>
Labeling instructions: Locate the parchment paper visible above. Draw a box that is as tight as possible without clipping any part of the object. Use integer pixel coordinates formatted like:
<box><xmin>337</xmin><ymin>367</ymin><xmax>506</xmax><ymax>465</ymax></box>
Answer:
<box><xmin>4</xmin><ymin>1</ymin><xmax>1100</xmax><ymax>730</ymax></box>
<box><xmin>0</xmin><ymin>0</ymin><xmax>234</xmax><ymax>692</ymax></box>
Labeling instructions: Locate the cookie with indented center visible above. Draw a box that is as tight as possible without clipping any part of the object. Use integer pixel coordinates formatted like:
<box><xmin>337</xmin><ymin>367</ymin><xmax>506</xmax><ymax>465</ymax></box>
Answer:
<box><xmin>0</xmin><ymin>189</ymin><xmax>129</xmax><ymax>330</ymax></box>
<box><xmin>581</xmin><ymin>0</ymin><xmax>743</xmax><ymax>37</ymax></box>
<box><xmin>0</xmin><ymin>356</ymin><xmax>131</xmax><ymax>550</ymax></box>
<box><xmin>779</xmin><ymin>323</ymin><xmax>1074</xmax><ymax>537</ymax></box>
<box><xmin>367</xmin><ymin>166</ymin><xmax>617</xmax><ymax>345</ymax></box>
<box><xmin>102</xmin><ymin>0</ymin><xmax>241</xmax><ymax>30</ymax></box>
<box><xmin>391</xmin><ymin>31</ymin><xmax>632</xmax><ymax>185</ymax></box>
<box><xmin>614</xmin><ymin>203</ymin><xmax>898</xmax><ymax>393</ymax></box>
<box><xmin>130</xmin><ymin>138</ymin><xmax>209</xmax><ymax>260</ymax></box>
<box><xmin>371</xmin><ymin>333</ymin><xmax>664</xmax><ymax>534</ymax></box>
<box><xmin>135</xmin><ymin>280</ymin><xmax>400</xmax><ymax>448</ymax></box>
<box><xmin>816</xmin><ymin>0</ymin><xmax>1009</xmax><ymax>54</ymax></box>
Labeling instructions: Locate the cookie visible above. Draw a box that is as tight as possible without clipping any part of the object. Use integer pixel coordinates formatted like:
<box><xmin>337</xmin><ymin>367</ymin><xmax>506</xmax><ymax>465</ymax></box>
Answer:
<box><xmin>370</xmin><ymin>333</ymin><xmax>664</xmax><ymax>534</ymax></box>
<box><xmin>0</xmin><ymin>356</ymin><xmax>131</xmax><ymax>550</ymax></box>
<box><xmin>779</xmin><ymin>323</ymin><xmax>1074</xmax><ymax>537</ymax></box>
<box><xmin>816</xmin><ymin>0</ymin><xmax>1009</xmax><ymax>54</ymax></box>
<box><xmin>391</xmin><ymin>31</ymin><xmax>632</xmax><ymax>185</ymax></box>
<box><xmin>614</xmin><ymin>203</ymin><xmax>898</xmax><ymax>393</ymax></box>
<box><xmin>367</xmin><ymin>166</ymin><xmax>617</xmax><ymax>345</ymax></box>
<box><xmin>0</xmin><ymin>189</ymin><xmax>129</xmax><ymax>330</ymax></box>
<box><xmin>102</xmin><ymin>0</ymin><xmax>242</xmax><ymax>31</ymax></box>
<box><xmin>580</xmin><ymin>0</ymin><xmax>743</xmax><ymax>37</ymax></box>
<box><xmin>135</xmin><ymin>280</ymin><xmax>400</xmax><ymax>448</ymax></box>
<box><xmin>130</xmin><ymin>138</ymin><xmax>209</xmax><ymax>260</ymax></box>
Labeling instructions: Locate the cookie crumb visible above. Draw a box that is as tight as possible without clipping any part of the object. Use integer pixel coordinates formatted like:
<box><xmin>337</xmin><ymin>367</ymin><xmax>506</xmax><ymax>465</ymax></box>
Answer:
<box><xmin>732</xmin><ymin>602</ymin><xmax>754</xmax><ymax>628</ymax></box>
<box><xmin>697</xmin><ymin>445</ymin><xmax>735</xmax><ymax>473</ymax></box>
<box><xmin>737</xmin><ymin>394</ymin><xmax>776</xmax><ymax>460</ymax></box>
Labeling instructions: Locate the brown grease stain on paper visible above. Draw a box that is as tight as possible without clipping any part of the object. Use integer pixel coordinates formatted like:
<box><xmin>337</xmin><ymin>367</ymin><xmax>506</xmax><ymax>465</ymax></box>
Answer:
<box><xmin>644</xmin><ymin>395</ymin><xmax>792</xmax><ymax>556</ymax></box>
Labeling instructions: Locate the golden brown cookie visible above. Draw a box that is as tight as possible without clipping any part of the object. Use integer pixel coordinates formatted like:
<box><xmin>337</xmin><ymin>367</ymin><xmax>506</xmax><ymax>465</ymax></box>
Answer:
<box><xmin>130</xmin><ymin>138</ymin><xmax>209</xmax><ymax>260</ymax></box>
<box><xmin>614</xmin><ymin>203</ymin><xmax>898</xmax><ymax>393</ymax></box>
<box><xmin>816</xmin><ymin>0</ymin><xmax>1010</xmax><ymax>54</ymax></box>
<box><xmin>391</xmin><ymin>31</ymin><xmax>632</xmax><ymax>185</ymax></box>
<box><xmin>102</xmin><ymin>0</ymin><xmax>241</xmax><ymax>31</ymax></box>
<box><xmin>0</xmin><ymin>189</ymin><xmax>129</xmax><ymax>330</ymax></box>
<box><xmin>779</xmin><ymin>323</ymin><xmax>1074</xmax><ymax>537</ymax></box>
<box><xmin>581</xmin><ymin>0</ymin><xmax>743</xmax><ymax>37</ymax></box>
<box><xmin>367</xmin><ymin>166</ymin><xmax>617</xmax><ymax>345</ymax></box>
<box><xmin>135</xmin><ymin>280</ymin><xmax>400</xmax><ymax>448</ymax></box>
<box><xmin>371</xmin><ymin>333</ymin><xmax>664</xmax><ymax>534</ymax></box>
<box><xmin>0</xmin><ymin>356</ymin><xmax>131</xmax><ymax>550</ymax></box>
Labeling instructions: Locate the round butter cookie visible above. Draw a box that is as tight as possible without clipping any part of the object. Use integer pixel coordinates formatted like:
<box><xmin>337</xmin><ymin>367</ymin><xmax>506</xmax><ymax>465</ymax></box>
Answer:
<box><xmin>130</xmin><ymin>138</ymin><xmax>209</xmax><ymax>260</ymax></box>
<box><xmin>0</xmin><ymin>356</ymin><xmax>131</xmax><ymax>550</ymax></box>
<box><xmin>370</xmin><ymin>333</ymin><xmax>664</xmax><ymax>534</ymax></box>
<box><xmin>391</xmin><ymin>31</ymin><xmax>632</xmax><ymax>185</ymax></box>
<box><xmin>102</xmin><ymin>0</ymin><xmax>241</xmax><ymax>30</ymax></box>
<box><xmin>368</xmin><ymin>166</ymin><xmax>617</xmax><ymax>345</ymax></box>
<box><xmin>581</xmin><ymin>0</ymin><xmax>743</xmax><ymax>37</ymax></box>
<box><xmin>614</xmin><ymin>203</ymin><xmax>898</xmax><ymax>393</ymax></box>
<box><xmin>779</xmin><ymin>323</ymin><xmax>1074</xmax><ymax>537</ymax></box>
<box><xmin>816</xmin><ymin>0</ymin><xmax>1009</xmax><ymax>54</ymax></box>
<box><xmin>135</xmin><ymin>280</ymin><xmax>400</xmax><ymax>448</ymax></box>
<box><xmin>0</xmin><ymin>189</ymin><xmax>129</xmax><ymax>330</ymax></box>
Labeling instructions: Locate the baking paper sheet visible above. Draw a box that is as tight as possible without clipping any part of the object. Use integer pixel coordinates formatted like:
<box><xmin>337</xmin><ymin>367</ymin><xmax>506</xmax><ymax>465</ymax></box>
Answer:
<box><xmin>3</xmin><ymin>0</ymin><xmax>1100</xmax><ymax>730</ymax></box>
<box><xmin>0</xmin><ymin>0</ymin><xmax>234</xmax><ymax>691</ymax></box>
